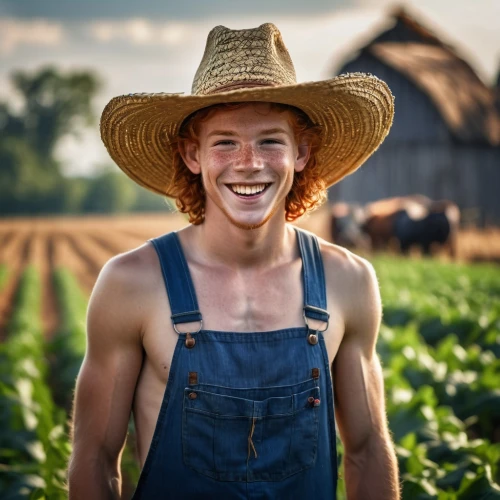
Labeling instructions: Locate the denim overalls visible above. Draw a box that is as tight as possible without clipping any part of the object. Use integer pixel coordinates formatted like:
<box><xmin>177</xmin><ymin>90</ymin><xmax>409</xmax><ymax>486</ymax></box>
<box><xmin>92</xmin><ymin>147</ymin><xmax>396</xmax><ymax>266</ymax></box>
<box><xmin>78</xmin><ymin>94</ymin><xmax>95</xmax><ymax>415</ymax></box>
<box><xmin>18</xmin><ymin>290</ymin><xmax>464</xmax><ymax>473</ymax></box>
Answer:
<box><xmin>131</xmin><ymin>228</ymin><xmax>338</xmax><ymax>499</ymax></box>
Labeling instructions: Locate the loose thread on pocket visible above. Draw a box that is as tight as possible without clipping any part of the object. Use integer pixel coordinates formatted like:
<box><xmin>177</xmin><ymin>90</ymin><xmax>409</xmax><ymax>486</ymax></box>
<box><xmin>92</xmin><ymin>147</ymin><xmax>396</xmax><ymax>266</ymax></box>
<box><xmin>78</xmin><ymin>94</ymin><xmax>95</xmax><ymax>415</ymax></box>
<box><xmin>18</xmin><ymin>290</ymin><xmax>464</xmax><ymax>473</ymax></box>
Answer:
<box><xmin>247</xmin><ymin>417</ymin><xmax>258</xmax><ymax>460</ymax></box>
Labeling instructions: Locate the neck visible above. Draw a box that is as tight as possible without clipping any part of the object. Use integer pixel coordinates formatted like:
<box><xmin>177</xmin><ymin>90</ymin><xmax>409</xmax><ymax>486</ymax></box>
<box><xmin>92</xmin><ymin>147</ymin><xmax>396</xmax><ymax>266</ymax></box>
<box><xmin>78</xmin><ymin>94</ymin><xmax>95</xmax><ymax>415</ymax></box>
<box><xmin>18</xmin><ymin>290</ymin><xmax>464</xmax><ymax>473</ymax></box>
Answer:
<box><xmin>183</xmin><ymin>210</ymin><xmax>294</xmax><ymax>269</ymax></box>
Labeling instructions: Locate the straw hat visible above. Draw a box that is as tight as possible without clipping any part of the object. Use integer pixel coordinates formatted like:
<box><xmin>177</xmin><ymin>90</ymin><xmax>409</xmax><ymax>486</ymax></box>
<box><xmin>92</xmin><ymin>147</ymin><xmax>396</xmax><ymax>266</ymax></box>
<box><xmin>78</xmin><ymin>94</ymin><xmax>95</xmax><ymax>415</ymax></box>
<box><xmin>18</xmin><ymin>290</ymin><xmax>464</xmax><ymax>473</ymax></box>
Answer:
<box><xmin>100</xmin><ymin>23</ymin><xmax>394</xmax><ymax>197</ymax></box>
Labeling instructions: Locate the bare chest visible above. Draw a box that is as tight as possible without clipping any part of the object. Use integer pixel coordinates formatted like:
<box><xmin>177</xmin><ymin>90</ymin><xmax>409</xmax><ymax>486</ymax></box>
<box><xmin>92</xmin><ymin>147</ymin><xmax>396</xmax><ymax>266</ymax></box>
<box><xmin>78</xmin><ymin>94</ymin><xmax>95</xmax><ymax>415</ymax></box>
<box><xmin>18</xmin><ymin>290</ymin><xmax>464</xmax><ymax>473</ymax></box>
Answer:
<box><xmin>189</xmin><ymin>260</ymin><xmax>305</xmax><ymax>332</ymax></box>
<box><xmin>132</xmin><ymin>258</ymin><xmax>345</xmax><ymax>466</ymax></box>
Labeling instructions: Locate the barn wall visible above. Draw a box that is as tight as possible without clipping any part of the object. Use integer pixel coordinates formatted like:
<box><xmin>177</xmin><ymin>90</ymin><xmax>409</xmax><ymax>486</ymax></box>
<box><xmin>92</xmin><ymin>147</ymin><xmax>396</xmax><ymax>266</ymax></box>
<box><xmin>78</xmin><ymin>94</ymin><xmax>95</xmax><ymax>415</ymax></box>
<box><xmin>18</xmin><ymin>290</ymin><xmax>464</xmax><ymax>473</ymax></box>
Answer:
<box><xmin>329</xmin><ymin>144</ymin><xmax>500</xmax><ymax>225</ymax></box>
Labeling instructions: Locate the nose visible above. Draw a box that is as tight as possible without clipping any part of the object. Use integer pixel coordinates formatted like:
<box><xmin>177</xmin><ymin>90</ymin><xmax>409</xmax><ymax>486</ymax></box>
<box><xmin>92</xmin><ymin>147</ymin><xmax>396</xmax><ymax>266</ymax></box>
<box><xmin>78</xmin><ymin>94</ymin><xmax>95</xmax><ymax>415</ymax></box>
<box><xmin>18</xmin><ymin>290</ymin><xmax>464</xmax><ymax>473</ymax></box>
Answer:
<box><xmin>234</xmin><ymin>144</ymin><xmax>263</xmax><ymax>171</ymax></box>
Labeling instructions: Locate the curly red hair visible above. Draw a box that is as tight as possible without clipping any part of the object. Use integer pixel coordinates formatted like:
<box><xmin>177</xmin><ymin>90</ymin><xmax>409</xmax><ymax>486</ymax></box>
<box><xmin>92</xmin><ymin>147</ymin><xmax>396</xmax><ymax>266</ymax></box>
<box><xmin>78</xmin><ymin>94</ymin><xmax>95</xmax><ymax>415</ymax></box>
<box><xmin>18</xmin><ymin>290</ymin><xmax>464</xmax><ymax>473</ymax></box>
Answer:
<box><xmin>168</xmin><ymin>102</ymin><xmax>326</xmax><ymax>225</ymax></box>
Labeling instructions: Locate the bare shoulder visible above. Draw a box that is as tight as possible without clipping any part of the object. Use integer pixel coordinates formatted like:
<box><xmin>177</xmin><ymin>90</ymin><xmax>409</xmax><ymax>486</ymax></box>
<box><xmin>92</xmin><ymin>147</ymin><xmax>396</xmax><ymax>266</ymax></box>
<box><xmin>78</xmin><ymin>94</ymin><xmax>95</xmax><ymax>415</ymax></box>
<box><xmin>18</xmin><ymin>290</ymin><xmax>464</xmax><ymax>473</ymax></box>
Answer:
<box><xmin>317</xmin><ymin>236</ymin><xmax>379</xmax><ymax>291</ymax></box>
<box><xmin>96</xmin><ymin>240</ymin><xmax>160</xmax><ymax>292</ymax></box>
<box><xmin>317</xmin><ymin>236</ymin><xmax>382</xmax><ymax>341</ymax></box>
<box><xmin>87</xmin><ymin>240</ymin><xmax>163</xmax><ymax>343</ymax></box>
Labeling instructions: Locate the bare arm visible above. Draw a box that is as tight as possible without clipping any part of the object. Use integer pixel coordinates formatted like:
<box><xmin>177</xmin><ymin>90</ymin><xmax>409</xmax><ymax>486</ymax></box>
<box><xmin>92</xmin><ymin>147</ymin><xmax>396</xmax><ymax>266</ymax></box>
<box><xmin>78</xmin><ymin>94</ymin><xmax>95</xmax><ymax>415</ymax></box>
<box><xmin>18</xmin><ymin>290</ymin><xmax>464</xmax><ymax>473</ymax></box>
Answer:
<box><xmin>333</xmin><ymin>257</ymin><xmax>400</xmax><ymax>500</ymax></box>
<box><xmin>68</xmin><ymin>254</ymin><xmax>145</xmax><ymax>499</ymax></box>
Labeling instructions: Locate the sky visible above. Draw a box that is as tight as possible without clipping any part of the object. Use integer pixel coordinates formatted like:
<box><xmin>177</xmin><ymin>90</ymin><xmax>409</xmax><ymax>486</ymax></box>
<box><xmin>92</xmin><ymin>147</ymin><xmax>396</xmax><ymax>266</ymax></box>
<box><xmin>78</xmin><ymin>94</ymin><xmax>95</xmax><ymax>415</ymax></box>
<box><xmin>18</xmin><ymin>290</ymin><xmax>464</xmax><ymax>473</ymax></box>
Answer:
<box><xmin>0</xmin><ymin>0</ymin><xmax>499</xmax><ymax>176</ymax></box>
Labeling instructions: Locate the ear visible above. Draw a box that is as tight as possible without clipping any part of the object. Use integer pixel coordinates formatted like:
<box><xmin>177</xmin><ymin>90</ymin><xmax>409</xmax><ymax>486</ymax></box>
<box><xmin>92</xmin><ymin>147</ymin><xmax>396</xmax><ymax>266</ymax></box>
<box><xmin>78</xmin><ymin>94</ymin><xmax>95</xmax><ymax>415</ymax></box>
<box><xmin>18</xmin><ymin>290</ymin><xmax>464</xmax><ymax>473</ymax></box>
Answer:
<box><xmin>294</xmin><ymin>142</ymin><xmax>311</xmax><ymax>173</ymax></box>
<box><xmin>179</xmin><ymin>140</ymin><xmax>201</xmax><ymax>175</ymax></box>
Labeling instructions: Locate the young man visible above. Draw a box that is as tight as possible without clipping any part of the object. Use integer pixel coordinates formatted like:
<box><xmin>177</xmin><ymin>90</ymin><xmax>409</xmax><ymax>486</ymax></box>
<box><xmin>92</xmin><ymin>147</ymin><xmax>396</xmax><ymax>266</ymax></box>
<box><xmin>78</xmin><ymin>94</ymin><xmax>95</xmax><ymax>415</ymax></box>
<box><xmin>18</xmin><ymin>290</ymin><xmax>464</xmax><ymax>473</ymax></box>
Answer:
<box><xmin>69</xmin><ymin>24</ymin><xmax>399</xmax><ymax>499</ymax></box>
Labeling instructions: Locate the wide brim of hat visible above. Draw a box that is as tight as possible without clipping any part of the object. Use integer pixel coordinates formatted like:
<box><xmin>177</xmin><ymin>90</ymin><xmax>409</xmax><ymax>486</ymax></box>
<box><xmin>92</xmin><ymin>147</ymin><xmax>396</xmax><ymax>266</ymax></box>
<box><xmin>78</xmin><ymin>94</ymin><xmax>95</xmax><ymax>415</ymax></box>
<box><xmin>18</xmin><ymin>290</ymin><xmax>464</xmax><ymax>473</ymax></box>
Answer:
<box><xmin>100</xmin><ymin>72</ymin><xmax>394</xmax><ymax>197</ymax></box>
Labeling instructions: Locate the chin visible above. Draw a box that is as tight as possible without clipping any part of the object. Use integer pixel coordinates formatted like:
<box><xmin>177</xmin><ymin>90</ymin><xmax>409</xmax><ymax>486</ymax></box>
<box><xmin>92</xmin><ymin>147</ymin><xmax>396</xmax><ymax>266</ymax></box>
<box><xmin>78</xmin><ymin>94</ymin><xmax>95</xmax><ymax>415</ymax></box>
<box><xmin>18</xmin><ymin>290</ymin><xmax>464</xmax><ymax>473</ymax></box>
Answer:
<box><xmin>223</xmin><ymin>206</ymin><xmax>282</xmax><ymax>231</ymax></box>
<box><xmin>230</xmin><ymin>218</ymin><xmax>270</xmax><ymax>231</ymax></box>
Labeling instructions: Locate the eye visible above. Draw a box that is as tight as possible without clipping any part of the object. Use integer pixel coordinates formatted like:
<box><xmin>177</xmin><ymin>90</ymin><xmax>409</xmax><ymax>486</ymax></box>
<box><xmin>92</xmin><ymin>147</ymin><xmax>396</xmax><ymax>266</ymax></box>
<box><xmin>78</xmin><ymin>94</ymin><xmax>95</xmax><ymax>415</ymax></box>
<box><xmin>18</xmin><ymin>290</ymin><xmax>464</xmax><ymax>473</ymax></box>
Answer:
<box><xmin>213</xmin><ymin>140</ymin><xmax>235</xmax><ymax>146</ymax></box>
<box><xmin>261</xmin><ymin>139</ymin><xmax>283</xmax><ymax>145</ymax></box>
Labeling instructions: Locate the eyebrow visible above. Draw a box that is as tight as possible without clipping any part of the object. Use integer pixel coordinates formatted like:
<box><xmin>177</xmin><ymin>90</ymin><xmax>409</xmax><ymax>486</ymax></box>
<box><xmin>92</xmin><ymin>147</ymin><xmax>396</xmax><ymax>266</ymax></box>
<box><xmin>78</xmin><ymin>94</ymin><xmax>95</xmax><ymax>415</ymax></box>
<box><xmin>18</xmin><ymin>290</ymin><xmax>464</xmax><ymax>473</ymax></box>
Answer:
<box><xmin>207</xmin><ymin>128</ymin><xmax>289</xmax><ymax>138</ymax></box>
<box><xmin>258</xmin><ymin>128</ymin><xmax>288</xmax><ymax>136</ymax></box>
<box><xmin>207</xmin><ymin>130</ymin><xmax>235</xmax><ymax>138</ymax></box>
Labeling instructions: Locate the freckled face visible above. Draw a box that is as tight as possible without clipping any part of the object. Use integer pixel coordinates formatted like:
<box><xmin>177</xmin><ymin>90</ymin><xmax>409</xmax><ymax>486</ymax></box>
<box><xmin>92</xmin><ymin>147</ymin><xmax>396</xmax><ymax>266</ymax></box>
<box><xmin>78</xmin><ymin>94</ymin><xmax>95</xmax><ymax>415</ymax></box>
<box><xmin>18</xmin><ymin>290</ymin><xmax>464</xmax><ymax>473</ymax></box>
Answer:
<box><xmin>182</xmin><ymin>104</ymin><xmax>309</xmax><ymax>230</ymax></box>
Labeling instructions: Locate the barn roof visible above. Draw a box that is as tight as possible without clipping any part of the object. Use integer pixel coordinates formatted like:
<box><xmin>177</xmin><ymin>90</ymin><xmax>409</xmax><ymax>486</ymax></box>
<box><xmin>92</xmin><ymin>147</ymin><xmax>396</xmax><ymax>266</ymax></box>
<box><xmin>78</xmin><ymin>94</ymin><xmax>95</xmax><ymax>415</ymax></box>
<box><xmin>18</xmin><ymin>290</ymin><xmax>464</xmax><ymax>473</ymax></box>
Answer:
<box><xmin>343</xmin><ymin>8</ymin><xmax>500</xmax><ymax>146</ymax></box>
<box><xmin>369</xmin><ymin>42</ymin><xmax>500</xmax><ymax>145</ymax></box>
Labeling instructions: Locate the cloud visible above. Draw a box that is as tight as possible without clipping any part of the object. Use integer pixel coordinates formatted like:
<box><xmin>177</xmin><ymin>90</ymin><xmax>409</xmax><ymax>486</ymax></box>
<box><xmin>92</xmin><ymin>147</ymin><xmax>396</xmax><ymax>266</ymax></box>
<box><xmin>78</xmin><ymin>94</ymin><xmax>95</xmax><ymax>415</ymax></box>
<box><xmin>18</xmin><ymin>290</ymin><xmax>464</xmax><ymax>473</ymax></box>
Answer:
<box><xmin>84</xmin><ymin>10</ymin><xmax>385</xmax><ymax>77</ymax></box>
<box><xmin>0</xmin><ymin>18</ymin><xmax>65</xmax><ymax>55</ymax></box>
<box><xmin>89</xmin><ymin>18</ymin><xmax>195</xmax><ymax>47</ymax></box>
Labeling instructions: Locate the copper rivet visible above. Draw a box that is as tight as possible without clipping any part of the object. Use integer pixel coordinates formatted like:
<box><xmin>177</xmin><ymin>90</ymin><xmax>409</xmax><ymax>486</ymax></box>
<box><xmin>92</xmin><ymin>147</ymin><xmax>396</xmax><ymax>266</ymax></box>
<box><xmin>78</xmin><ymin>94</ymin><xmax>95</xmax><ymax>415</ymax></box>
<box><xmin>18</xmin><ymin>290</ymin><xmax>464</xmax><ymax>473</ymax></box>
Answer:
<box><xmin>308</xmin><ymin>334</ymin><xmax>318</xmax><ymax>345</ymax></box>
<box><xmin>188</xmin><ymin>371</ymin><xmax>198</xmax><ymax>385</ymax></box>
<box><xmin>188</xmin><ymin>392</ymin><xmax>197</xmax><ymax>400</ymax></box>
<box><xmin>308</xmin><ymin>396</ymin><xmax>315</xmax><ymax>404</ymax></box>
<box><xmin>185</xmin><ymin>337</ymin><xmax>196</xmax><ymax>348</ymax></box>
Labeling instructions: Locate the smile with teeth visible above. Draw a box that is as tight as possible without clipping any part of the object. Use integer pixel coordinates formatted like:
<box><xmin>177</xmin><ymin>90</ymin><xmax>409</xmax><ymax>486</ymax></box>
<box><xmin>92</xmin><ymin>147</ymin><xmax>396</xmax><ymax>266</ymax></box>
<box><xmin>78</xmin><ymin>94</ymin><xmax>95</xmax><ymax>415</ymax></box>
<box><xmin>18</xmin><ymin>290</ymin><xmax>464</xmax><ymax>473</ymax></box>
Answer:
<box><xmin>229</xmin><ymin>184</ymin><xmax>269</xmax><ymax>196</ymax></box>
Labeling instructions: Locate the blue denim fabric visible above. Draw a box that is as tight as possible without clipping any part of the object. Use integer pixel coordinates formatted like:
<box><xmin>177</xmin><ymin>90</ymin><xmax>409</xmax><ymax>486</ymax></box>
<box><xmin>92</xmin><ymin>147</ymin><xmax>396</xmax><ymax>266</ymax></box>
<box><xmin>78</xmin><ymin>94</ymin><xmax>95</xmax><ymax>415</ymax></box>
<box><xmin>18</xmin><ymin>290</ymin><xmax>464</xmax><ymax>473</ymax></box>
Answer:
<box><xmin>131</xmin><ymin>228</ymin><xmax>338</xmax><ymax>499</ymax></box>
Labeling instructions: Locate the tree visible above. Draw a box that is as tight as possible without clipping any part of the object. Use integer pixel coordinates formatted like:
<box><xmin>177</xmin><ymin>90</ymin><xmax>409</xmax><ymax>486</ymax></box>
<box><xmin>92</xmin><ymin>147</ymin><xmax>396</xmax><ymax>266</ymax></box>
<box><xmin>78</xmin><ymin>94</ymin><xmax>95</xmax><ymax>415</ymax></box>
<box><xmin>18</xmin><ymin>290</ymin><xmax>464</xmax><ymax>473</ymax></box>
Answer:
<box><xmin>10</xmin><ymin>67</ymin><xmax>101</xmax><ymax>166</ymax></box>
<box><xmin>0</xmin><ymin>138</ymin><xmax>55</xmax><ymax>214</ymax></box>
<box><xmin>0</xmin><ymin>67</ymin><xmax>100</xmax><ymax>215</ymax></box>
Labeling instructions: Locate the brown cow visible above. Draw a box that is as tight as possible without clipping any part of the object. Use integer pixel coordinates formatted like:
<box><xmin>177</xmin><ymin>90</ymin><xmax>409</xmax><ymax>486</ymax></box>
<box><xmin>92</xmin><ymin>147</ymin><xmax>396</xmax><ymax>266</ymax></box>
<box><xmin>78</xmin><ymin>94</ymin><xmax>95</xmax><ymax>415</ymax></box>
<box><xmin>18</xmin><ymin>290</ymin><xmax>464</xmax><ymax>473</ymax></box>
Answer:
<box><xmin>362</xmin><ymin>195</ymin><xmax>460</xmax><ymax>258</ymax></box>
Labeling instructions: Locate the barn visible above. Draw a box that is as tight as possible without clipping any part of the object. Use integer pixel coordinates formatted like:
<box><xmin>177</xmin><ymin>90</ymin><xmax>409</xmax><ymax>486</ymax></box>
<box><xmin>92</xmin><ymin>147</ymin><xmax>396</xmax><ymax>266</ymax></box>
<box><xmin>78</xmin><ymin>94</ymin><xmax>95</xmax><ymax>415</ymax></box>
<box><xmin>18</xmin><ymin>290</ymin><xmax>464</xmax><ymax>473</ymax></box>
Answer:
<box><xmin>329</xmin><ymin>8</ymin><xmax>500</xmax><ymax>226</ymax></box>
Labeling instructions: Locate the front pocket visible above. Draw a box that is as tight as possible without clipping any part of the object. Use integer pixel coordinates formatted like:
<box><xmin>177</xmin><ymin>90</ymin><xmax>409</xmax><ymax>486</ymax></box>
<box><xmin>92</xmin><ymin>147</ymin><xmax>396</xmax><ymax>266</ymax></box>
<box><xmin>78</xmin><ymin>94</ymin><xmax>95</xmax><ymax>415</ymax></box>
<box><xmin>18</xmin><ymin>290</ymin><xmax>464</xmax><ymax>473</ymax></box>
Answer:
<box><xmin>182</xmin><ymin>380</ymin><xmax>320</xmax><ymax>482</ymax></box>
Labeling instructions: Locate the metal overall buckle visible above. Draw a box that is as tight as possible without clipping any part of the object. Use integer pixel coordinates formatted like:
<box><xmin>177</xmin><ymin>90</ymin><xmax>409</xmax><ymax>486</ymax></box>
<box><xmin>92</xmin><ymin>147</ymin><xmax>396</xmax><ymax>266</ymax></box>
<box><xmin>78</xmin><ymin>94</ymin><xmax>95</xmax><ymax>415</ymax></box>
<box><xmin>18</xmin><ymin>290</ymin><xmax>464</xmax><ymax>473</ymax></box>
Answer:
<box><xmin>303</xmin><ymin>306</ymin><xmax>329</xmax><ymax>345</ymax></box>
<box><xmin>173</xmin><ymin>320</ymin><xmax>203</xmax><ymax>348</ymax></box>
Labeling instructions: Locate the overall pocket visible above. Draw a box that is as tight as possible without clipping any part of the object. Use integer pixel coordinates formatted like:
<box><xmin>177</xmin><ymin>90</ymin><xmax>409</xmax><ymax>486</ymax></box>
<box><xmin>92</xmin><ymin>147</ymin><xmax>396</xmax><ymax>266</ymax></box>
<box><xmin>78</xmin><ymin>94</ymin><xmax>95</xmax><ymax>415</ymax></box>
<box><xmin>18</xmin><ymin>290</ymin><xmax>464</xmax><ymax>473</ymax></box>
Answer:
<box><xmin>182</xmin><ymin>379</ymin><xmax>320</xmax><ymax>482</ymax></box>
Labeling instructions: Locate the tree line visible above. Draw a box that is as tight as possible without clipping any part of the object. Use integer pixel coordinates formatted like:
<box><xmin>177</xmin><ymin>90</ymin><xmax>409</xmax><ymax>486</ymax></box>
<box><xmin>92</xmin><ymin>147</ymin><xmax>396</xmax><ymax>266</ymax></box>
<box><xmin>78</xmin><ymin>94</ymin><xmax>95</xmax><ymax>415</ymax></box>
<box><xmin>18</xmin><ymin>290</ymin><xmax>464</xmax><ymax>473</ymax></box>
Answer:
<box><xmin>0</xmin><ymin>67</ymin><xmax>170</xmax><ymax>216</ymax></box>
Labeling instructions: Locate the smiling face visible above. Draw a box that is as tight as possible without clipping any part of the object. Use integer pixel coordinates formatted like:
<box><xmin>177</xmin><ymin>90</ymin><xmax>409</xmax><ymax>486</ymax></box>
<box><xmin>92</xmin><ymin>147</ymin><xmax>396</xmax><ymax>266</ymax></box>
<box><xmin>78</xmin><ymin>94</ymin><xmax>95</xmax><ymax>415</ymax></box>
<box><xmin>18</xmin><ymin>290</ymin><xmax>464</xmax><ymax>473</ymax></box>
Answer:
<box><xmin>181</xmin><ymin>103</ymin><xmax>311</xmax><ymax>230</ymax></box>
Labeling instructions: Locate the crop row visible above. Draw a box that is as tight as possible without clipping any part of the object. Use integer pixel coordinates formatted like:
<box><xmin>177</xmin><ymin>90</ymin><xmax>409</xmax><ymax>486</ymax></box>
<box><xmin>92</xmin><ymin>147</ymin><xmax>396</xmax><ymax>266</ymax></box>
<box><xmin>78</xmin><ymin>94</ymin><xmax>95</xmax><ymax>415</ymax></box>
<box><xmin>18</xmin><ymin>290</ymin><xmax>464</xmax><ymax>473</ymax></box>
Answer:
<box><xmin>49</xmin><ymin>268</ymin><xmax>88</xmax><ymax>410</ymax></box>
<box><xmin>0</xmin><ymin>267</ymin><xmax>68</xmax><ymax>499</ymax></box>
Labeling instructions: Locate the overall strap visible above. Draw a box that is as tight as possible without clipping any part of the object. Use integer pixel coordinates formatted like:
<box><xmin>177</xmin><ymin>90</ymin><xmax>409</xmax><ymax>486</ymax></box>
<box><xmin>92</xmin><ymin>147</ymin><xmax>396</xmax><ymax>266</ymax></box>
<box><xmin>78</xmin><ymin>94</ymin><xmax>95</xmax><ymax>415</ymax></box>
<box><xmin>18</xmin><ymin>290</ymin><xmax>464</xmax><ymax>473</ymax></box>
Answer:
<box><xmin>295</xmin><ymin>228</ymin><xmax>330</xmax><ymax>329</ymax></box>
<box><xmin>149</xmin><ymin>232</ymin><xmax>202</xmax><ymax>328</ymax></box>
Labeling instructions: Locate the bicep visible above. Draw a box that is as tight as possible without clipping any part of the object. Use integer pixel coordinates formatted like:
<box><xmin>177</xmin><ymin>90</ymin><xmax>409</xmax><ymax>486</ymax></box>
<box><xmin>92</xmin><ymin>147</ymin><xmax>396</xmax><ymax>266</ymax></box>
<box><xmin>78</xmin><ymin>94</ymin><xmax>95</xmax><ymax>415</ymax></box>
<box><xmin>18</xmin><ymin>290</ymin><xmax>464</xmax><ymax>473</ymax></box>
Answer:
<box><xmin>71</xmin><ymin>257</ymin><xmax>144</xmax><ymax>465</ymax></box>
<box><xmin>333</xmin><ymin>259</ymin><xmax>388</xmax><ymax>454</ymax></box>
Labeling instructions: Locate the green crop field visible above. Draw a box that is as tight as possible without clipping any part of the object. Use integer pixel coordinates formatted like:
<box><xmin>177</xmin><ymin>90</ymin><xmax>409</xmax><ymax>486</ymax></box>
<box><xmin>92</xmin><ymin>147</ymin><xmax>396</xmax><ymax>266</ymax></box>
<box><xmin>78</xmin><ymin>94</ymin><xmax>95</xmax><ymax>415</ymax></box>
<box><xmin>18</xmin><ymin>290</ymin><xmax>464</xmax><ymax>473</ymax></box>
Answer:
<box><xmin>363</xmin><ymin>257</ymin><xmax>500</xmax><ymax>500</ymax></box>
<box><xmin>0</xmin><ymin>256</ymin><xmax>499</xmax><ymax>499</ymax></box>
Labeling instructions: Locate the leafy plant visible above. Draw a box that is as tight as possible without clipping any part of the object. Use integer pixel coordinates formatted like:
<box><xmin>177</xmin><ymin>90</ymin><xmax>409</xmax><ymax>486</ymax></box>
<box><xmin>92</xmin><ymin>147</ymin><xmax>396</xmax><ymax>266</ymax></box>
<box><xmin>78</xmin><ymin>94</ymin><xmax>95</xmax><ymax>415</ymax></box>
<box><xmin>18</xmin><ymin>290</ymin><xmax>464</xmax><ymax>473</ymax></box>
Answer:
<box><xmin>0</xmin><ymin>267</ymin><xmax>69</xmax><ymax>498</ymax></box>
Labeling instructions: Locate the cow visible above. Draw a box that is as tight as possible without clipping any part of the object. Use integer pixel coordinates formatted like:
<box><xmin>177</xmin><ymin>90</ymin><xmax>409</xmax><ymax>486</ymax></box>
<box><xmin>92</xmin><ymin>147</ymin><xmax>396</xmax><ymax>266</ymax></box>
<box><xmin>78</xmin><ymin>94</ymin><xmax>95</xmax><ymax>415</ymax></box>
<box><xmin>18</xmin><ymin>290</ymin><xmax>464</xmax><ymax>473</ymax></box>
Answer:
<box><xmin>361</xmin><ymin>196</ymin><xmax>460</xmax><ymax>258</ymax></box>
<box><xmin>393</xmin><ymin>200</ymin><xmax>460</xmax><ymax>257</ymax></box>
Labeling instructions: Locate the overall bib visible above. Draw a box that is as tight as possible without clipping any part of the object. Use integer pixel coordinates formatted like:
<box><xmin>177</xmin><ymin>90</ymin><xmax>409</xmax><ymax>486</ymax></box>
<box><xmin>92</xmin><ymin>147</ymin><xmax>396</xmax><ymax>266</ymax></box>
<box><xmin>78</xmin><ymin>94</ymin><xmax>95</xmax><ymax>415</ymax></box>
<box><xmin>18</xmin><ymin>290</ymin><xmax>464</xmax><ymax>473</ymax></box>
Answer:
<box><xmin>131</xmin><ymin>228</ymin><xmax>338</xmax><ymax>499</ymax></box>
